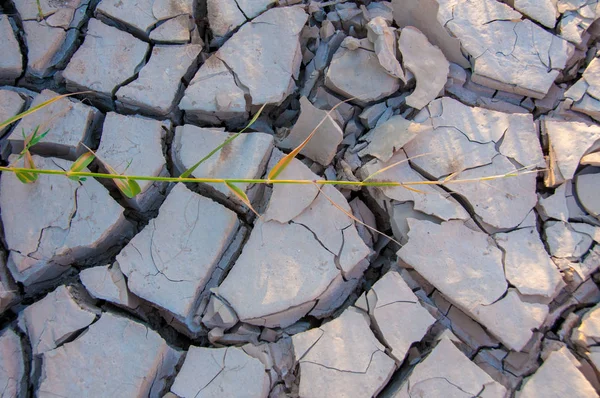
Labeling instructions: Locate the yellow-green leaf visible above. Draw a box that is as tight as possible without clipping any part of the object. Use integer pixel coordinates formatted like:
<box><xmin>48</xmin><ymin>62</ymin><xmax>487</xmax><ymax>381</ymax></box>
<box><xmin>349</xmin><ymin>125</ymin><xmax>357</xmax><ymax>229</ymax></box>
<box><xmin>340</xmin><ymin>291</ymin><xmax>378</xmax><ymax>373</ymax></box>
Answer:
<box><xmin>15</xmin><ymin>170</ymin><xmax>37</xmax><ymax>184</ymax></box>
<box><xmin>180</xmin><ymin>103</ymin><xmax>267</xmax><ymax>178</ymax></box>
<box><xmin>225</xmin><ymin>182</ymin><xmax>260</xmax><ymax>218</ymax></box>
<box><xmin>114</xmin><ymin>178</ymin><xmax>141</xmax><ymax>198</ymax></box>
<box><xmin>71</xmin><ymin>152</ymin><xmax>95</xmax><ymax>172</ymax></box>
<box><xmin>0</xmin><ymin>92</ymin><xmax>90</xmax><ymax>131</ymax></box>
<box><xmin>16</xmin><ymin>151</ymin><xmax>38</xmax><ymax>183</ymax></box>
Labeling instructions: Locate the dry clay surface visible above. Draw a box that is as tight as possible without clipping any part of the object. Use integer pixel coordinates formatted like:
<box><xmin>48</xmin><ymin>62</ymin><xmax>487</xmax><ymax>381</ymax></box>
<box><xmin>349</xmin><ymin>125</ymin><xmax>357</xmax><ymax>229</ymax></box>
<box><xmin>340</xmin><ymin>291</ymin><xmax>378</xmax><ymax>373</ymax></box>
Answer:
<box><xmin>0</xmin><ymin>0</ymin><xmax>600</xmax><ymax>397</ymax></box>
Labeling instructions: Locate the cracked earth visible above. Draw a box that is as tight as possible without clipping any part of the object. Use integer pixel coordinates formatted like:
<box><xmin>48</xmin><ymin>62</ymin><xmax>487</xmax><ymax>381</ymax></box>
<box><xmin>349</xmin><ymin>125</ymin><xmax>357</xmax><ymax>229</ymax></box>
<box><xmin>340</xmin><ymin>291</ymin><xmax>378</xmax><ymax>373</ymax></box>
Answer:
<box><xmin>0</xmin><ymin>0</ymin><xmax>600</xmax><ymax>397</ymax></box>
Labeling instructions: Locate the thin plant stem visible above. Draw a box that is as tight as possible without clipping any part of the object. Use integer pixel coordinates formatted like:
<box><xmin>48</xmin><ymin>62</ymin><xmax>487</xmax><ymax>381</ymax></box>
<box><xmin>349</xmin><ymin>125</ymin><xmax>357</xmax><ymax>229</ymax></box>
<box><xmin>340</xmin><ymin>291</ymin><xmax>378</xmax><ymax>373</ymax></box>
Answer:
<box><xmin>0</xmin><ymin>166</ymin><xmax>544</xmax><ymax>188</ymax></box>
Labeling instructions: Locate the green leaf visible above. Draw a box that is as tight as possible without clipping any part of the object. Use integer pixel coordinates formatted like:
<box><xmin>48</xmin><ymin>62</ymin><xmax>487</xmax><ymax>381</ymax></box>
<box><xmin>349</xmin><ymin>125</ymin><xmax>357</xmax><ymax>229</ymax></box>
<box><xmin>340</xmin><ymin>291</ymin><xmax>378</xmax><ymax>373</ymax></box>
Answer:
<box><xmin>114</xmin><ymin>178</ymin><xmax>141</xmax><ymax>198</ymax></box>
<box><xmin>18</xmin><ymin>126</ymin><xmax>50</xmax><ymax>161</ymax></box>
<box><xmin>29</xmin><ymin>129</ymin><xmax>49</xmax><ymax>147</ymax></box>
<box><xmin>0</xmin><ymin>92</ymin><xmax>90</xmax><ymax>131</ymax></box>
<box><xmin>180</xmin><ymin>103</ymin><xmax>267</xmax><ymax>178</ymax></box>
<box><xmin>15</xmin><ymin>170</ymin><xmax>37</xmax><ymax>184</ymax></box>
<box><xmin>16</xmin><ymin>151</ymin><xmax>38</xmax><ymax>183</ymax></box>
<box><xmin>70</xmin><ymin>152</ymin><xmax>95</xmax><ymax>173</ymax></box>
<box><xmin>225</xmin><ymin>182</ymin><xmax>260</xmax><ymax>217</ymax></box>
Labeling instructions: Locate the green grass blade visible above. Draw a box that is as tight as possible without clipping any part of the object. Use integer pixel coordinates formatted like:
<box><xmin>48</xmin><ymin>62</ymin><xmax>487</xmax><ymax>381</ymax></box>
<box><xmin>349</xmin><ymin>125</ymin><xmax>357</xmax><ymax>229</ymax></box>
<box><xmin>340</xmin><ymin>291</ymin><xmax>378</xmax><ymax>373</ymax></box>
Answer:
<box><xmin>0</xmin><ymin>92</ymin><xmax>90</xmax><ymax>131</ymax></box>
<box><xmin>15</xmin><ymin>171</ymin><xmax>37</xmax><ymax>183</ymax></box>
<box><xmin>17</xmin><ymin>152</ymin><xmax>38</xmax><ymax>183</ymax></box>
<box><xmin>180</xmin><ymin>103</ymin><xmax>267</xmax><ymax>178</ymax></box>
<box><xmin>70</xmin><ymin>152</ymin><xmax>95</xmax><ymax>172</ymax></box>
<box><xmin>225</xmin><ymin>181</ymin><xmax>260</xmax><ymax>217</ymax></box>
<box><xmin>114</xmin><ymin>178</ymin><xmax>141</xmax><ymax>198</ymax></box>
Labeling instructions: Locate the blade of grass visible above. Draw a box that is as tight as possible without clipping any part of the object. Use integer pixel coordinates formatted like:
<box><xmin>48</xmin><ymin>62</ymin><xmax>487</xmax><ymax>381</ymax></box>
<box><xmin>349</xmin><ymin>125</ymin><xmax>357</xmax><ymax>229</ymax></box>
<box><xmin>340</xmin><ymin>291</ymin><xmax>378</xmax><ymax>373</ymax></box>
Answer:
<box><xmin>70</xmin><ymin>152</ymin><xmax>95</xmax><ymax>172</ymax></box>
<box><xmin>16</xmin><ymin>151</ymin><xmax>38</xmax><ymax>183</ymax></box>
<box><xmin>180</xmin><ymin>103</ymin><xmax>267</xmax><ymax>178</ymax></box>
<box><xmin>0</xmin><ymin>163</ymin><xmax>546</xmax><ymax>188</ymax></box>
<box><xmin>80</xmin><ymin>144</ymin><xmax>141</xmax><ymax>198</ymax></box>
<box><xmin>269</xmin><ymin>97</ymin><xmax>356</xmax><ymax>181</ymax></box>
<box><xmin>67</xmin><ymin>152</ymin><xmax>95</xmax><ymax>181</ymax></box>
<box><xmin>114</xmin><ymin>178</ymin><xmax>142</xmax><ymax>198</ymax></box>
<box><xmin>399</xmin><ymin>184</ymin><xmax>427</xmax><ymax>194</ymax></box>
<box><xmin>36</xmin><ymin>0</ymin><xmax>44</xmax><ymax>19</ymax></box>
<box><xmin>443</xmin><ymin>171</ymin><xmax>460</xmax><ymax>182</ymax></box>
<box><xmin>0</xmin><ymin>91</ymin><xmax>91</xmax><ymax>131</ymax></box>
<box><xmin>225</xmin><ymin>182</ymin><xmax>261</xmax><ymax>218</ymax></box>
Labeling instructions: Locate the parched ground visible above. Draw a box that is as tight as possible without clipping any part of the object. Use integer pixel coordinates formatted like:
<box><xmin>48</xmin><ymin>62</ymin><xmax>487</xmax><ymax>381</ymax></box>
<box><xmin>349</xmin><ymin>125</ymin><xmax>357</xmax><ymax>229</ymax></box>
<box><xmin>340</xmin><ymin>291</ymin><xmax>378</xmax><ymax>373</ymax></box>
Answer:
<box><xmin>0</xmin><ymin>0</ymin><xmax>600</xmax><ymax>397</ymax></box>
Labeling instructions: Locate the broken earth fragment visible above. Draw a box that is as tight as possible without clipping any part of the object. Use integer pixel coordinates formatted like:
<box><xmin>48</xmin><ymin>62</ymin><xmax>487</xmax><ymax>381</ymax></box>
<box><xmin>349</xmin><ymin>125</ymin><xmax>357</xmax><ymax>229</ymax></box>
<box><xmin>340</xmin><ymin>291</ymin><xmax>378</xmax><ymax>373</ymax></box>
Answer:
<box><xmin>96</xmin><ymin>112</ymin><xmax>169</xmax><ymax>211</ymax></box>
<box><xmin>278</xmin><ymin>96</ymin><xmax>343</xmax><ymax>166</ymax></box>
<box><xmin>395</xmin><ymin>0</ymin><xmax>573</xmax><ymax>98</ymax></box>
<box><xmin>576</xmin><ymin>173</ymin><xmax>600</xmax><ymax>218</ymax></box>
<box><xmin>0</xmin><ymin>155</ymin><xmax>131</xmax><ymax>288</ymax></box>
<box><xmin>181</xmin><ymin>6</ymin><xmax>307</xmax><ymax>123</ymax></box>
<box><xmin>398</xmin><ymin>219</ymin><xmax>549</xmax><ymax>351</ymax></box>
<box><xmin>358</xmin><ymin>271</ymin><xmax>436</xmax><ymax>362</ymax></box>
<box><xmin>292</xmin><ymin>307</ymin><xmax>396</xmax><ymax>398</ymax></box>
<box><xmin>494</xmin><ymin>228</ymin><xmax>564</xmax><ymax>299</ymax></box>
<box><xmin>391</xmin><ymin>337</ymin><xmax>507</xmax><ymax>397</ymax></box>
<box><xmin>179</xmin><ymin>56</ymin><xmax>247</xmax><ymax>124</ymax></box>
<box><xmin>557</xmin><ymin>0</ymin><xmax>600</xmax><ymax>45</ymax></box>
<box><xmin>366</xmin><ymin>17</ymin><xmax>405</xmax><ymax>81</ymax></box>
<box><xmin>544</xmin><ymin>221</ymin><xmax>595</xmax><ymax>259</ymax></box>
<box><xmin>14</xmin><ymin>0</ymin><xmax>92</xmax><ymax>79</ymax></box>
<box><xmin>171</xmin><ymin>125</ymin><xmax>273</xmax><ymax>209</ymax></box>
<box><xmin>19</xmin><ymin>285</ymin><xmax>98</xmax><ymax>355</ymax></box>
<box><xmin>62</xmin><ymin>19</ymin><xmax>149</xmax><ymax>104</ymax></box>
<box><xmin>448</xmin><ymin>155</ymin><xmax>538</xmax><ymax>231</ymax></box>
<box><xmin>116</xmin><ymin>44</ymin><xmax>202</xmax><ymax>117</ymax></box>
<box><xmin>398</xmin><ymin>220</ymin><xmax>507</xmax><ymax>312</ymax></box>
<box><xmin>263</xmin><ymin>153</ymin><xmax>320</xmax><ymax>223</ymax></box>
<box><xmin>358</xmin><ymin>115</ymin><xmax>430</xmax><ymax>162</ymax></box>
<box><xmin>446</xmin><ymin>0</ymin><xmax>574</xmax><ymax>99</ymax></box>
<box><xmin>219</xmin><ymin>159</ymin><xmax>370</xmax><ymax>327</ymax></box>
<box><xmin>37</xmin><ymin>312</ymin><xmax>182</xmax><ymax>397</ymax></box>
<box><xmin>0</xmin><ymin>328</ymin><xmax>26</xmax><ymax>398</ymax></box>
<box><xmin>471</xmin><ymin>289</ymin><xmax>549</xmax><ymax>352</ymax></box>
<box><xmin>171</xmin><ymin>346</ymin><xmax>270</xmax><ymax>398</ymax></box>
<box><xmin>207</xmin><ymin>0</ymin><xmax>276</xmax><ymax>44</ymax></box>
<box><xmin>325</xmin><ymin>37</ymin><xmax>401</xmax><ymax>103</ymax></box>
<box><xmin>543</xmin><ymin>119</ymin><xmax>600</xmax><ymax>186</ymax></box>
<box><xmin>80</xmin><ymin>263</ymin><xmax>141</xmax><ymax>310</ymax></box>
<box><xmin>392</xmin><ymin>0</ymin><xmax>468</xmax><ymax>67</ymax></box>
<box><xmin>0</xmin><ymin>253</ymin><xmax>18</xmax><ymax>315</ymax></box>
<box><xmin>0</xmin><ymin>89</ymin><xmax>25</xmax><ymax>138</ymax></box>
<box><xmin>117</xmin><ymin>183</ymin><xmax>240</xmax><ymax>336</ymax></box>
<box><xmin>0</xmin><ymin>15</ymin><xmax>23</xmax><ymax>84</ymax></box>
<box><xmin>512</xmin><ymin>0</ymin><xmax>559</xmax><ymax>29</ymax></box>
<box><xmin>9</xmin><ymin>89</ymin><xmax>100</xmax><ymax>160</ymax></box>
<box><xmin>517</xmin><ymin>349</ymin><xmax>597</xmax><ymax>398</ymax></box>
<box><xmin>149</xmin><ymin>14</ymin><xmax>197</xmax><ymax>44</ymax></box>
<box><xmin>398</xmin><ymin>26</ymin><xmax>449</xmax><ymax>110</ymax></box>
<box><xmin>359</xmin><ymin>150</ymin><xmax>470</xmax><ymax>232</ymax></box>
<box><xmin>95</xmin><ymin>0</ymin><xmax>195</xmax><ymax>40</ymax></box>
<box><xmin>572</xmin><ymin>303</ymin><xmax>600</xmax><ymax>348</ymax></box>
